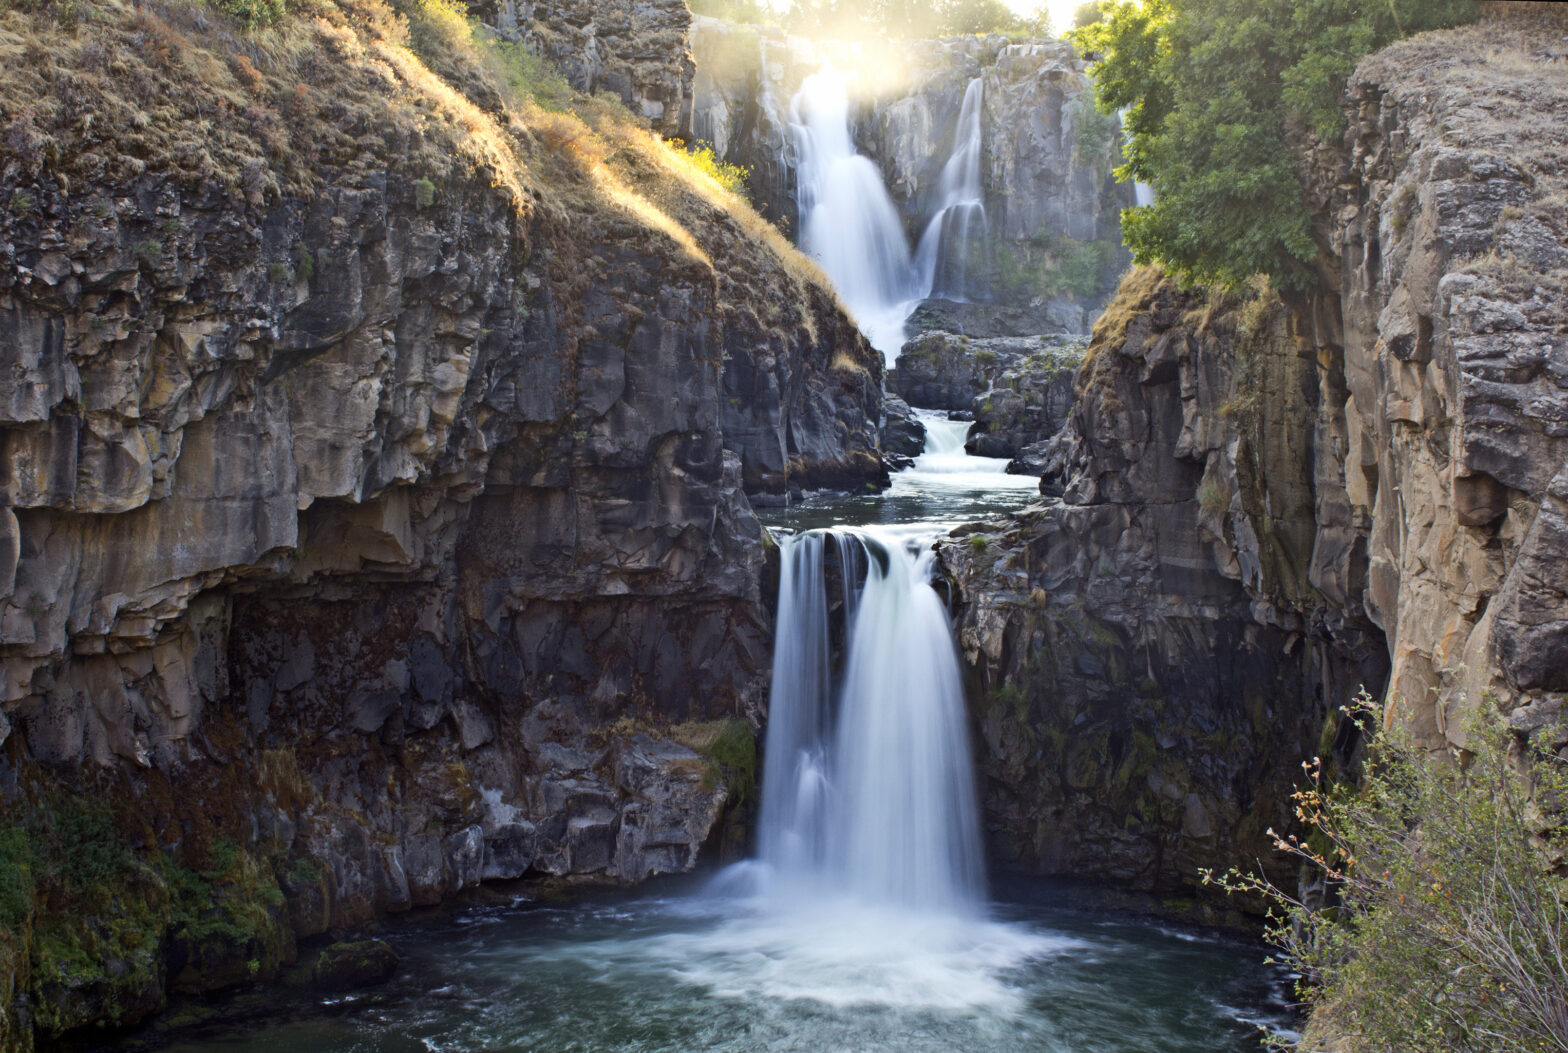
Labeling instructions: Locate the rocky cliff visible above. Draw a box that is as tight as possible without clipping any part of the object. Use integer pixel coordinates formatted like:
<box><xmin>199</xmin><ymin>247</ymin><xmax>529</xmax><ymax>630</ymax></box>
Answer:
<box><xmin>943</xmin><ymin>12</ymin><xmax>1568</xmax><ymax>908</ymax></box>
<box><xmin>467</xmin><ymin>0</ymin><xmax>696</xmax><ymax>137</ymax></box>
<box><xmin>0</xmin><ymin>2</ymin><xmax>881</xmax><ymax>1045</ymax></box>
<box><xmin>689</xmin><ymin>19</ymin><xmax>1132</xmax><ymax>320</ymax></box>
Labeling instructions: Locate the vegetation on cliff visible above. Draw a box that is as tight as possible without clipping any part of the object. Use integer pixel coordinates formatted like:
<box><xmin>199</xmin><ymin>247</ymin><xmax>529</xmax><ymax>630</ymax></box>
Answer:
<box><xmin>1208</xmin><ymin>710</ymin><xmax>1568</xmax><ymax>1052</ymax></box>
<box><xmin>1072</xmin><ymin>0</ymin><xmax>1481</xmax><ymax>286</ymax></box>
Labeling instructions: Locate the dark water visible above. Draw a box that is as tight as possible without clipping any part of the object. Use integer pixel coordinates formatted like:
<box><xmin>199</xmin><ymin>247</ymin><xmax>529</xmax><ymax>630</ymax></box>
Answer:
<box><xmin>154</xmin><ymin>878</ymin><xmax>1292</xmax><ymax>1053</ymax></box>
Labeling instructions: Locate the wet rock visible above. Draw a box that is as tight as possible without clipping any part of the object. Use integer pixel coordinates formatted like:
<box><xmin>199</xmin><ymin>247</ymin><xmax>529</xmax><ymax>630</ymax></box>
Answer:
<box><xmin>308</xmin><ymin>940</ymin><xmax>399</xmax><ymax>992</ymax></box>
<box><xmin>882</xmin><ymin>395</ymin><xmax>927</xmax><ymax>459</ymax></box>
<box><xmin>964</xmin><ymin>343</ymin><xmax>1082</xmax><ymax>462</ymax></box>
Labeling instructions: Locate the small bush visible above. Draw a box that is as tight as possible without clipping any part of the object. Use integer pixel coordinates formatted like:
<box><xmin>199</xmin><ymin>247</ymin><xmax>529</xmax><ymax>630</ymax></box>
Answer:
<box><xmin>667</xmin><ymin>139</ymin><xmax>751</xmax><ymax>198</ymax></box>
<box><xmin>702</xmin><ymin>718</ymin><xmax>758</xmax><ymax>806</ymax></box>
<box><xmin>213</xmin><ymin>0</ymin><xmax>288</xmax><ymax>29</ymax></box>
<box><xmin>1206</xmin><ymin>702</ymin><xmax>1568</xmax><ymax>1052</ymax></box>
<box><xmin>489</xmin><ymin>40</ymin><xmax>574</xmax><ymax>110</ymax></box>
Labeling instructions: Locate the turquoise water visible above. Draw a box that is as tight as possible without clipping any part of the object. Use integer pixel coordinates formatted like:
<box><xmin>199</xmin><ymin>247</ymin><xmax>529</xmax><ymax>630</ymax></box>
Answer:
<box><xmin>151</xmin><ymin>878</ymin><xmax>1291</xmax><ymax>1053</ymax></box>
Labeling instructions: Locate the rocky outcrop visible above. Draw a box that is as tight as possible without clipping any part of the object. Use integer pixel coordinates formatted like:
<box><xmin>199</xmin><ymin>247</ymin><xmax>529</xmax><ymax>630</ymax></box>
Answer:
<box><xmin>891</xmin><ymin>330</ymin><xmax>1081</xmax><ymax>414</ymax></box>
<box><xmin>469</xmin><ymin>0</ymin><xmax>696</xmax><ymax>136</ymax></box>
<box><xmin>941</xmin><ymin>270</ymin><xmax>1388</xmax><ymax>898</ymax></box>
<box><xmin>944</xmin><ymin>12</ymin><xmax>1568</xmax><ymax>904</ymax></box>
<box><xmin>689</xmin><ymin>19</ymin><xmax>1132</xmax><ymax>312</ymax></box>
<box><xmin>964</xmin><ymin>340</ymin><xmax>1082</xmax><ymax>462</ymax></box>
<box><xmin>1300</xmin><ymin>20</ymin><xmax>1568</xmax><ymax>746</ymax></box>
<box><xmin>0</xmin><ymin>5</ymin><xmax>872</xmax><ymax>1044</ymax></box>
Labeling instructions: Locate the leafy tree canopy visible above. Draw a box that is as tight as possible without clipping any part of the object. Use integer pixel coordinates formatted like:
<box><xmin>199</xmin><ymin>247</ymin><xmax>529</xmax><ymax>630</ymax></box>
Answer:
<box><xmin>1071</xmin><ymin>0</ymin><xmax>1480</xmax><ymax>287</ymax></box>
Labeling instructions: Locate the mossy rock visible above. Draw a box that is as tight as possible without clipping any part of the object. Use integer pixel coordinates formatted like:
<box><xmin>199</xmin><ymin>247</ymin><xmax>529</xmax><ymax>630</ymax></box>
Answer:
<box><xmin>308</xmin><ymin>939</ymin><xmax>399</xmax><ymax>992</ymax></box>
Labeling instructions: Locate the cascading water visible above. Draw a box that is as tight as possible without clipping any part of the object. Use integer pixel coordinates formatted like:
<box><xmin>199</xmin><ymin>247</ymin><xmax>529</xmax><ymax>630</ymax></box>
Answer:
<box><xmin>760</xmin><ymin>529</ymin><xmax>985</xmax><ymax>913</ymax></box>
<box><xmin>791</xmin><ymin>68</ymin><xmax>921</xmax><ymax>359</ymax></box>
<box><xmin>913</xmin><ymin>77</ymin><xmax>988</xmax><ymax>301</ymax></box>
<box><xmin>791</xmin><ymin>68</ymin><xmax>991</xmax><ymax>362</ymax></box>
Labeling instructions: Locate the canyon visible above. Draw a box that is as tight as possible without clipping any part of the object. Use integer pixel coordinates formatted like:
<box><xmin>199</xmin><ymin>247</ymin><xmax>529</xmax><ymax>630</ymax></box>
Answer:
<box><xmin>0</xmin><ymin>0</ymin><xmax>1563</xmax><ymax>1048</ymax></box>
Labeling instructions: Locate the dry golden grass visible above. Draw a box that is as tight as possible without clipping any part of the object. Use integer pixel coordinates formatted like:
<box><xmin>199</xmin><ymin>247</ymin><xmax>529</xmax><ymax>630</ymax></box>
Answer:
<box><xmin>0</xmin><ymin>0</ymin><xmax>866</xmax><ymax>380</ymax></box>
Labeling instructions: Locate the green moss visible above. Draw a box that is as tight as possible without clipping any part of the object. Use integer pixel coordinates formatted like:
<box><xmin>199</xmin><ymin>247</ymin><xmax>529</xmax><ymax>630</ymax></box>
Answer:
<box><xmin>413</xmin><ymin>178</ymin><xmax>437</xmax><ymax>210</ymax></box>
<box><xmin>0</xmin><ymin>827</ymin><xmax>32</xmax><ymax>929</ymax></box>
<box><xmin>700</xmin><ymin>718</ymin><xmax>758</xmax><ymax>806</ymax></box>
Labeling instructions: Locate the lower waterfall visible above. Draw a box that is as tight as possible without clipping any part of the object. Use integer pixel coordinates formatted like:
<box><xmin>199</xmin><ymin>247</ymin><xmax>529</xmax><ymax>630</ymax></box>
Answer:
<box><xmin>760</xmin><ymin>529</ymin><xmax>984</xmax><ymax>912</ymax></box>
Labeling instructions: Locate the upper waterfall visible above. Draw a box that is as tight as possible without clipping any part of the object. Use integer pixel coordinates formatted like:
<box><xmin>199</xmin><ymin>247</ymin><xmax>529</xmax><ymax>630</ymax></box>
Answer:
<box><xmin>790</xmin><ymin>68</ymin><xmax>993</xmax><ymax>362</ymax></box>
<box><xmin>913</xmin><ymin>77</ymin><xmax>988</xmax><ymax>302</ymax></box>
<box><xmin>792</xmin><ymin>68</ymin><xmax>922</xmax><ymax>360</ymax></box>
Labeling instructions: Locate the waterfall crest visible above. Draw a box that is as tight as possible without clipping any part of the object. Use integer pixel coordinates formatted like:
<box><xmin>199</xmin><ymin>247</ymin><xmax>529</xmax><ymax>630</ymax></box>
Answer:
<box><xmin>757</xmin><ymin>528</ymin><xmax>985</xmax><ymax>914</ymax></box>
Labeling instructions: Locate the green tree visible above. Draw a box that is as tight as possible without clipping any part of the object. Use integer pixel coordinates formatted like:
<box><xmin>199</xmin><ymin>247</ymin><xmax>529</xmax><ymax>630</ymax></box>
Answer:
<box><xmin>1072</xmin><ymin>0</ymin><xmax>1480</xmax><ymax>287</ymax></box>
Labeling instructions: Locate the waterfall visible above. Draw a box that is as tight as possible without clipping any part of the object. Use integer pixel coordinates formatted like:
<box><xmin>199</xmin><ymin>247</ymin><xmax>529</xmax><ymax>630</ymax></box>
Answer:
<box><xmin>790</xmin><ymin>69</ymin><xmax>991</xmax><ymax>363</ymax></box>
<box><xmin>791</xmin><ymin>68</ymin><xmax>920</xmax><ymax>360</ymax></box>
<box><xmin>757</xmin><ymin>528</ymin><xmax>985</xmax><ymax>914</ymax></box>
<box><xmin>912</xmin><ymin>77</ymin><xmax>988</xmax><ymax>302</ymax></box>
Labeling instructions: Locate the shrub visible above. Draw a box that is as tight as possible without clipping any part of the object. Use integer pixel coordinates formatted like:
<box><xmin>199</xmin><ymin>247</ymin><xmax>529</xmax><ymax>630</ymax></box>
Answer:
<box><xmin>488</xmin><ymin>39</ymin><xmax>575</xmax><ymax>111</ymax></box>
<box><xmin>1206</xmin><ymin>702</ymin><xmax>1568</xmax><ymax>1052</ymax></box>
<box><xmin>214</xmin><ymin>0</ymin><xmax>288</xmax><ymax>29</ymax></box>
<box><xmin>701</xmin><ymin>718</ymin><xmax>758</xmax><ymax>806</ymax></box>
<box><xmin>667</xmin><ymin>139</ymin><xmax>751</xmax><ymax>198</ymax></box>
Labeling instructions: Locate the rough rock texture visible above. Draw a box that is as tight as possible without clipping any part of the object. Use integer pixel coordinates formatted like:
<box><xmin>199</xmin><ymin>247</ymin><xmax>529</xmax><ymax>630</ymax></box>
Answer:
<box><xmin>944</xmin><ymin>13</ymin><xmax>1568</xmax><ymax>902</ymax></box>
<box><xmin>470</xmin><ymin>0</ymin><xmax>696</xmax><ymax>136</ymax></box>
<box><xmin>905</xmin><ymin>297</ymin><xmax>1089</xmax><ymax>340</ymax></box>
<box><xmin>0</xmin><ymin>5</ymin><xmax>875</xmax><ymax>1045</ymax></box>
<box><xmin>941</xmin><ymin>270</ymin><xmax>1388</xmax><ymax>897</ymax></box>
<box><xmin>890</xmin><ymin>330</ymin><xmax>1081</xmax><ymax>413</ymax></box>
<box><xmin>882</xmin><ymin>394</ymin><xmax>926</xmax><ymax>467</ymax></box>
<box><xmin>689</xmin><ymin>20</ymin><xmax>1132</xmax><ymax>312</ymax></box>
<box><xmin>1299</xmin><ymin>21</ymin><xmax>1568</xmax><ymax>745</ymax></box>
<box><xmin>964</xmin><ymin>340</ymin><xmax>1083</xmax><ymax>462</ymax></box>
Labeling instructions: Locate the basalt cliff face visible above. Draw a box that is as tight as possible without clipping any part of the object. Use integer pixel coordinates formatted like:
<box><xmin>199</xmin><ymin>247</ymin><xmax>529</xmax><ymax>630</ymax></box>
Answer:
<box><xmin>0</xmin><ymin>2</ymin><xmax>882</xmax><ymax>1045</ymax></box>
<box><xmin>943</xmin><ymin>14</ymin><xmax>1568</xmax><ymax>907</ymax></box>
<box><xmin>689</xmin><ymin>19</ymin><xmax>1132</xmax><ymax>324</ymax></box>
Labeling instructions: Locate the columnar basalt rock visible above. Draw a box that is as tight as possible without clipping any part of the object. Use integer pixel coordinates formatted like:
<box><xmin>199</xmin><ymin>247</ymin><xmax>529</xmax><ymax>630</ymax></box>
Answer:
<box><xmin>0</xmin><ymin>6</ymin><xmax>879</xmax><ymax>1042</ymax></box>
<box><xmin>943</xmin><ymin>14</ymin><xmax>1568</xmax><ymax>903</ymax></box>
<box><xmin>941</xmin><ymin>271</ymin><xmax>1388</xmax><ymax>898</ymax></box>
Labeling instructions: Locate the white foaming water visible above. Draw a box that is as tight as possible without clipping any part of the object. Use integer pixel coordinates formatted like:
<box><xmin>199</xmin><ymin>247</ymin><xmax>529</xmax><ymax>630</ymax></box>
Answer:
<box><xmin>791</xmin><ymin>70</ymin><xmax>991</xmax><ymax>362</ymax></box>
<box><xmin>904</xmin><ymin>409</ymin><xmax>1042</xmax><ymax>492</ymax></box>
<box><xmin>792</xmin><ymin>67</ymin><xmax>921</xmax><ymax>359</ymax></box>
<box><xmin>913</xmin><ymin>78</ymin><xmax>988</xmax><ymax>301</ymax></box>
<box><xmin>701</xmin><ymin>516</ymin><xmax>1057</xmax><ymax>1011</ymax></box>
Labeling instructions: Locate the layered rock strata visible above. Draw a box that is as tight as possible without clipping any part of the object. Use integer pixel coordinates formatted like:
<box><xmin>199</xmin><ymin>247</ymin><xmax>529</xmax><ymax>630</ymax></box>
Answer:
<box><xmin>944</xmin><ymin>13</ymin><xmax>1568</xmax><ymax>902</ymax></box>
<box><xmin>0</xmin><ymin>4</ymin><xmax>880</xmax><ymax>1044</ymax></box>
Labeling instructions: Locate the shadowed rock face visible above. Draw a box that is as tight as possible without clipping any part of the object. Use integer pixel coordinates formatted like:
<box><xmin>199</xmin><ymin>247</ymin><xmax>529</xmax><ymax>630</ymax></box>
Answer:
<box><xmin>940</xmin><ymin>273</ymin><xmax>1389</xmax><ymax>901</ymax></box>
<box><xmin>0</xmin><ymin>5</ymin><xmax>882</xmax><ymax>1040</ymax></box>
<box><xmin>942</xmin><ymin>14</ymin><xmax>1568</xmax><ymax>905</ymax></box>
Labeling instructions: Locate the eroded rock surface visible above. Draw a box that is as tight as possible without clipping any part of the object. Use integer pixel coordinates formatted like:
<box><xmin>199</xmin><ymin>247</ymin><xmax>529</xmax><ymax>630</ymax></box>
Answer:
<box><xmin>944</xmin><ymin>15</ymin><xmax>1568</xmax><ymax>902</ymax></box>
<box><xmin>0</xmin><ymin>5</ymin><xmax>873</xmax><ymax>1043</ymax></box>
